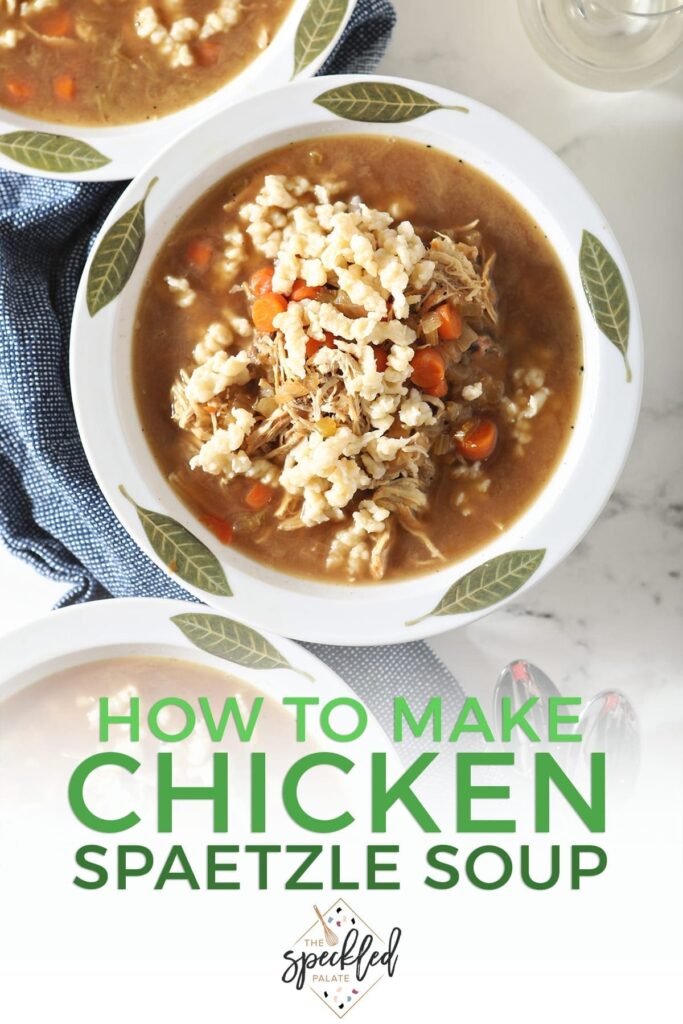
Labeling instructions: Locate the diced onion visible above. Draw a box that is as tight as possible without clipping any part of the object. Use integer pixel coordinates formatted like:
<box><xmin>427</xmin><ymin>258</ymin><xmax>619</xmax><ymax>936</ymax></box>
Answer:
<box><xmin>275</xmin><ymin>382</ymin><xmax>309</xmax><ymax>404</ymax></box>
<box><xmin>420</xmin><ymin>310</ymin><xmax>442</xmax><ymax>336</ymax></box>
<box><xmin>334</xmin><ymin>291</ymin><xmax>367</xmax><ymax>319</ymax></box>
<box><xmin>457</xmin><ymin>323</ymin><xmax>479</xmax><ymax>352</ymax></box>
<box><xmin>431</xmin><ymin>433</ymin><xmax>453</xmax><ymax>456</ymax></box>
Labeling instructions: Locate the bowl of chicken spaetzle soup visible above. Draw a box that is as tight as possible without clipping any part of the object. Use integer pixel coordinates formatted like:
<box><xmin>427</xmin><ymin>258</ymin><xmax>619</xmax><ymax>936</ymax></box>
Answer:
<box><xmin>0</xmin><ymin>0</ymin><xmax>356</xmax><ymax>179</ymax></box>
<box><xmin>70</xmin><ymin>76</ymin><xmax>643</xmax><ymax>644</ymax></box>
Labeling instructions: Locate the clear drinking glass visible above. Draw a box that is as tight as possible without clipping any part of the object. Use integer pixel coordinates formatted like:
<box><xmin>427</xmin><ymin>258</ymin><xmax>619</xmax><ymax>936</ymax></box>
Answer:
<box><xmin>518</xmin><ymin>0</ymin><xmax>683</xmax><ymax>90</ymax></box>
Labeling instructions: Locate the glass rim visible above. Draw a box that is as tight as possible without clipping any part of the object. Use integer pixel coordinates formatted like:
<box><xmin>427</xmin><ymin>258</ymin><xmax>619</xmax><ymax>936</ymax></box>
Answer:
<box><xmin>590</xmin><ymin>0</ymin><xmax>683</xmax><ymax>17</ymax></box>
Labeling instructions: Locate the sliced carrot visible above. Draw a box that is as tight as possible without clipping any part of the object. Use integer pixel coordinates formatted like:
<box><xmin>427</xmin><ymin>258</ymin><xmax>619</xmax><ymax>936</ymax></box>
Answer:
<box><xmin>186</xmin><ymin>238</ymin><xmax>213</xmax><ymax>271</ymax></box>
<box><xmin>37</xmin><ymin>9</ymin><xmax>74</xmax><ymax>37</ymax></box>
<box><xmin>194</xmin><ymin>39</ymin><xmax>221</xmax><ymax>66</ymax></box>
<box><xmin>455</xmin><ymin>418</ymin><xmax>499</xmax><ymax>462</ymax></box>
<box><xmin>436</xmin><ymin>303</ymin><xmax>462</xmax><ymax>341</ymax></box>
<box><xmin>424</xmin><ymin>378</ymin><xmax>448</xmax><ymax>398</ymax></box>
<box><xmin>306</xmin><ymin>332</ymin><xmax>336</xmax><ymax>359</ymax></box>
<box><xmin>5</xmin><ymin>77</ymin><xmax>35</xmax><ymax>103</ymax></box>
<box><xmin>250</xmin><ymin>265</ymin><xmax>275</xmax><ymax>296</ymax></box>
<box><xmin>52</xmin><ymin>74</ymin><xmax>76</xmax><ymax>102</ymax></box>
<box><xmin>291</xmin><ymin>279</ymin><xmax>322</xmax><ymax>302</ymax></box>
<box><xmin>202</xmin><ymin>514</ymin><xmax>233</xmax><ymax>545</ymax></box>
<box><xmin>411</xmin><ymin>347</ymin><xmax>446</xmax><ymax>390</ymax></box>
<box><xmin>245</xmin><ymin>482</ymin><xmax>274</xmax><ymax>511</ymax></box>
<box><xmin>252</xmin><ymin>292</ymin><xmax>288</xmax><ymax>333</ymax></box>
<box><xmin>374</xmin><ymin>346</ymin><xmax>389</xmax><ymax>372</ymax></box>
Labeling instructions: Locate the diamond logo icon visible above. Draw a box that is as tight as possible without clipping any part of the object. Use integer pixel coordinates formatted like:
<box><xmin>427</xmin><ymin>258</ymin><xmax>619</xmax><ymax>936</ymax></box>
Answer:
<box><xmin>282</xmin><ymin>898</ymin><xmax>401</xmax><ymax>1017</ymax></box>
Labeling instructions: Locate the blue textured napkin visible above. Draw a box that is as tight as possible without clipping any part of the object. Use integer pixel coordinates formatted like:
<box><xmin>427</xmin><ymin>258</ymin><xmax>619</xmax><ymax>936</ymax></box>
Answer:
<box><xmin>0</xmin><ymin>0</ymin><xmax>466</xmax><ymax>735</ymax></box>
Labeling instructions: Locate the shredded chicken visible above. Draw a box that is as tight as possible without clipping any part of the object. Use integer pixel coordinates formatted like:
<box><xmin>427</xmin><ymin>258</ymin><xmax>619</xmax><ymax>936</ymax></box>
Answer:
<box><xmin>168</xmin><ymin>174</ymin><xmax>548</xmax><ymax>581</ymax></box>
<box><xmin>424</xmin><ymin>231</ymin><xmax>498</xmax><ymax>327</ymax></box>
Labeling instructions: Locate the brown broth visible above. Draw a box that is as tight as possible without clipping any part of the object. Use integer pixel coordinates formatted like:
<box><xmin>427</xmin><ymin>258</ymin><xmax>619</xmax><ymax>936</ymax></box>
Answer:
<box><xmin>0</xmin><ymin>0</ymin><xmax>293</xmax><ymax>127</ymax></box>
<box><xmin>133</xmin><ymin>136</ymin><xmax>583</xmax><ymax>584</ymax></box>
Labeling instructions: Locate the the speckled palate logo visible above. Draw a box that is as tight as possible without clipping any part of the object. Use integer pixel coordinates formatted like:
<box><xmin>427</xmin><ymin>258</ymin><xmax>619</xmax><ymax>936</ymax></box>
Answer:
<box><xmin>281</xmin><ymin>899</ymin><xmax>401</xmax><ymax>1017</ymax></box>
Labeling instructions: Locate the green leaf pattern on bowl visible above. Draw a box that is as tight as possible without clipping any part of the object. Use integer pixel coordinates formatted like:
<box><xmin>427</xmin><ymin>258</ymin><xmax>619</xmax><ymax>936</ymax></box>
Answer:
<box><xmin>0</xmin><ymin>131</ymin><xmax>110</xmax><ymax>173</ymax></box>
<box><xmin>87</xmin><ymin>177</ymin><xmax>158</xmax><ymax>317</ymax></box>
<box><xmin>119</xmin><ymin>486</ymin><xmax>231</xmax><ymax>597</ymax></box>
<box><xmin>580</xmin><ymin>230</ymin><xmax>631</xmax><ymax>382</ymax></box>
<box><xmin>171</xmin><ymin>612</ymin><xmax>314</xmax><ymax>681</ymax></box>
<box><xmin>314</xmin><ymin>81</ymin><xmax>469</xmax><ymax>122</ymax></box>
<box><xmin>293</xmin><ymin>0</ymin><xmax>349</xmax><ymax>77</ymax></box>
<box><xmin>407</xmin><ymin>549</ymin><xmax>546</xmax><ymax>625</ymax></box>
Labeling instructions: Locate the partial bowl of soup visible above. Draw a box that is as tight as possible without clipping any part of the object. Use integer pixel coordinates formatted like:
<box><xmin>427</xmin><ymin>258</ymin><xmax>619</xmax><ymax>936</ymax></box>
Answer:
<box><xmin>0</xmin><ymin>597</ymin><xmax>397</xmax><ymax>960</ymax></box>
<box><xmin>70</xmin><ymin>76</ymin><xmax>643</xmax><ymax>644</ymax></box>
<box><xmin>0</xmin><ymin>0</ymin><xmax>357</xmax><ymax>180</ymax></box>
<box><xmin>0</xmin><ymin>595</ymin><xmax>392</xmax><ymax>774</ymax></box>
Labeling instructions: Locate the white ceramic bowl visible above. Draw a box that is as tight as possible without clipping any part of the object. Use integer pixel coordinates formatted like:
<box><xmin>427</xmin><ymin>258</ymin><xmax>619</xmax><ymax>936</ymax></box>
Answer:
<box><xmin>70</xmin><ymin>74</ymin><xmax>643</xmax><ymax>646</ymax></box>
<box><xmin>0</xmin><ymin>596</ymin><xmax>393</xmax><ymax>767</ymax></box>
<box><xmin>0</xmin><ymin>0</ymin><xmax>357</xmax><ymax>181</ymax></box>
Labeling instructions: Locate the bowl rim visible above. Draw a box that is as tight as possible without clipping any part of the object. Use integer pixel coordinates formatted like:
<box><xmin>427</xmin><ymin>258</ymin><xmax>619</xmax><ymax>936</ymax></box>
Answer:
<box><xmin>0</xmin><ymin>595</ymin><xmax>398</xmax><ymax>763</ymax></box>
<box><xmin>70</xmin><ymin>73</ymin><xmax>643</xmax><ymax>646</ymax></box>
<box><xmin>0</xmin><ymin>0</ymin><xmax>358</xmax><ymax>182</ymax></box>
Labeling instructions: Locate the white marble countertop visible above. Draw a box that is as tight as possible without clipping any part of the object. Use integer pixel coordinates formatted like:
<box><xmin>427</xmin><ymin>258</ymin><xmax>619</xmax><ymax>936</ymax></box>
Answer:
<box><xmin>0</xmin><ymin>0</ymin><xmax>681</xmax><ymax>725</ymax></box>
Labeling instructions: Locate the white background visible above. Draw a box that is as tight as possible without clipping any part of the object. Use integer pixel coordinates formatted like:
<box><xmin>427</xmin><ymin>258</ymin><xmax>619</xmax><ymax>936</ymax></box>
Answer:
<box><xmin>0</xmin><ymin>0</ymin><xmax>682</xmax><ymax>1019</ymax></box>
